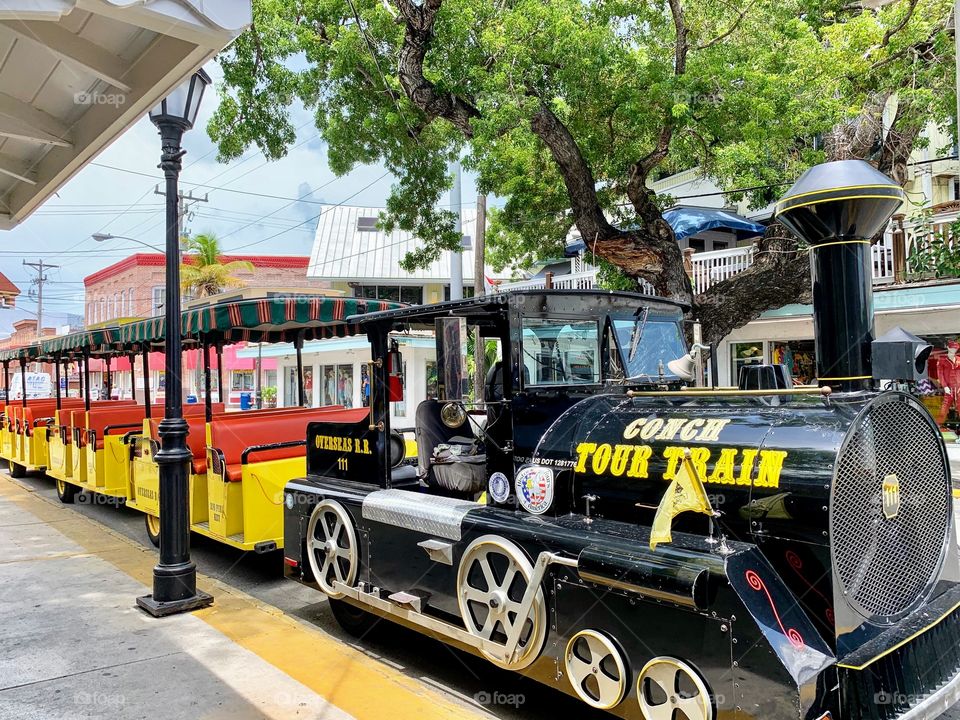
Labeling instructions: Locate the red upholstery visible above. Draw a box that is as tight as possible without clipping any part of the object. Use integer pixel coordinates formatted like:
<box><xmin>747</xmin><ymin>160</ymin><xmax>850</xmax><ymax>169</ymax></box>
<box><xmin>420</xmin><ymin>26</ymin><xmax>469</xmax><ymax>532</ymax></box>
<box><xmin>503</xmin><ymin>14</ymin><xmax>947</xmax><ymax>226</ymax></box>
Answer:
<box><xmin>146</xmin><ymin>414</ymin><xmax>216</xmax><ymax>474</ymax></box>
<box><xmin>84</xmin><ymin>405</ymin><xmax>166</xmax><ymax>449</ymax></box>
<box><xmin>209</xmin><ymin>406</ymin><xmax>368</xmax><ymax>481</ymax></box>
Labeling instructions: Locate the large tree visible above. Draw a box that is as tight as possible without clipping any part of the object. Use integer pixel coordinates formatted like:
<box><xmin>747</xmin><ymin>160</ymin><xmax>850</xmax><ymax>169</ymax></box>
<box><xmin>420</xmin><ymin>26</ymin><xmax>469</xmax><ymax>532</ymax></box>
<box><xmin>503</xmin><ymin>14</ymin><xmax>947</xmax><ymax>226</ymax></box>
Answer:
<box><xmin>210</xmin><ymin>0</ymin><xmax>954</xmax><ymax>342</ymax></box>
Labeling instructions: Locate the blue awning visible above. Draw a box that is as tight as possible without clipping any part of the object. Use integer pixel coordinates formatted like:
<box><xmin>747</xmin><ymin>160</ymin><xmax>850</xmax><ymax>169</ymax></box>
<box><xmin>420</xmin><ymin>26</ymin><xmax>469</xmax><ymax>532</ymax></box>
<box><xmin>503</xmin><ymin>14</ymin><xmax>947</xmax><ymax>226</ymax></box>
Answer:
<box><xmin>565</xmin><ymin>207</ymin><xmax>766</xmax><ymax>256</ymax></box>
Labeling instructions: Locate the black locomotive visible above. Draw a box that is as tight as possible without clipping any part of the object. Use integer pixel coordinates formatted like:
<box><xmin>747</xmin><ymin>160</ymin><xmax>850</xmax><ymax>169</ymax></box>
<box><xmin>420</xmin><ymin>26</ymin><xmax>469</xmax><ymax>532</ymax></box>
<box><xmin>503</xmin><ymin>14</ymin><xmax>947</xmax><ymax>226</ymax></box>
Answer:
<box><xmin>283</xmin><ymin>160</ymin><xmax>960</xmax><ymax>720</ymax></box>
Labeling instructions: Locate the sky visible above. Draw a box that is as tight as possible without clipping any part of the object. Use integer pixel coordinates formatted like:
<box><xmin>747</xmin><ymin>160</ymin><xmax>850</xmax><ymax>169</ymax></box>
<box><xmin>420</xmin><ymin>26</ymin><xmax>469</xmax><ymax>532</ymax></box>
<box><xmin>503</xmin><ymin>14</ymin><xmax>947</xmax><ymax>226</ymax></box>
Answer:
<box><xmin>0</xmin><ymin>60</ymin><xmax>478</xmax><ymax>335</ymax></box>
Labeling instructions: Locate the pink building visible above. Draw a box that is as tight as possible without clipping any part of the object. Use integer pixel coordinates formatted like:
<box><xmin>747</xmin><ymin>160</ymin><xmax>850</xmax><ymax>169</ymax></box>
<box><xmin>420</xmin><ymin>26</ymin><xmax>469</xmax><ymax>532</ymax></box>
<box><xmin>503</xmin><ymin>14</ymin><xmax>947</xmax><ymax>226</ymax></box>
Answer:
<box><xmin>84</xmin><ymin>253</ymin><xmax>319</xmax><ymax>406</ymax></box>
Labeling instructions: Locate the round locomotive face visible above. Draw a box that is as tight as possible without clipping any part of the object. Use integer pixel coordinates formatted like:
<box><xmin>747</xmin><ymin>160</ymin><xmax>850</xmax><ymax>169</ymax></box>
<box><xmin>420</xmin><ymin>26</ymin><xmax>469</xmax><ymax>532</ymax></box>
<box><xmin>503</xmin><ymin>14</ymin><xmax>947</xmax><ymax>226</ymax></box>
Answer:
<box><xmin>528</xmin><ymin>389</ymin><xmax>953</xmax><ymax>631</ymax></box>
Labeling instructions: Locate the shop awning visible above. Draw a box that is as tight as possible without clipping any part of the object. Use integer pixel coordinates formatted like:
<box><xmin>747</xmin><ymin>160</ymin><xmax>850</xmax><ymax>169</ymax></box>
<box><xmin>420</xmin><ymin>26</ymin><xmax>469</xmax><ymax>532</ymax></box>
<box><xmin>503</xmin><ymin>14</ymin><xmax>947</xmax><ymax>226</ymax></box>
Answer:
<box><xmin>0</xmin><ymin>1</ymin><xmax>251</xmax><ymax>229</ymax></box>
<box><xmin>119</xmin><ymin>296</ymin><xmax>403</xmax><ymax>346</ymax></box>
<box><xmin>564</xmin><ymin>207</ymin><xmax>766</xmax><ymax>255</ymax></box>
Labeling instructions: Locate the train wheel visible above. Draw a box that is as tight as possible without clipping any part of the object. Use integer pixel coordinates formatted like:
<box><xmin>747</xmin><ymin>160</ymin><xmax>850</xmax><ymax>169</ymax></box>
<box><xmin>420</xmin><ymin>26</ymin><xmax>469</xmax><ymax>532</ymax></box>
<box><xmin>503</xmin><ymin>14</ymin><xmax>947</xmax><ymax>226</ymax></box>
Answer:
<box><xmin>565</xmin><ymin>630</ymin><xmax>628</xmax><ymax>709</ymax></box>
<box><xmin>305</xmin><ymin>500</ymin><xmax>357</xmax><ymax>599</ymax></box>
<box><xmin>329</xmin><ymin>598</ymin><xmax>380</xmax><ymax>637</ymax></box>
<box><xmin>145</xmin><ymin>514</ymin><xmax>161</xmax><ymax>548</ymax></box>
<box><xmin>637</xmin><ymin>657</ymin><xmax>714</xmax><ymax>720</ymax></box>
<box><xmin>9</xmin><ymin>462</ymin><xmax>25</xmax><ymax>478</ymax></box>
<box><xmin>456</xmin><ymin>535</ymin><xmax>546</xmax><ymax>670</ymax></box>
<box><xmin>55</xmin><ymin>478</ymin><xmax>78</xmax><ymax>504</ymax></box>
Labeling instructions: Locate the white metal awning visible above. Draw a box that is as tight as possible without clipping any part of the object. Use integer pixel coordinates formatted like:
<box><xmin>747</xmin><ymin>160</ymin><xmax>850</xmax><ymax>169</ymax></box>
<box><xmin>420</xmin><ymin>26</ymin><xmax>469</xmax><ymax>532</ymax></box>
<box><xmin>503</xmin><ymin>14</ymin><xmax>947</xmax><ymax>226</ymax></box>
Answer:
<box><xmin>0</xmin><ymin>0</ymin><xmax>251</xmax><ymax>230</ymax></box>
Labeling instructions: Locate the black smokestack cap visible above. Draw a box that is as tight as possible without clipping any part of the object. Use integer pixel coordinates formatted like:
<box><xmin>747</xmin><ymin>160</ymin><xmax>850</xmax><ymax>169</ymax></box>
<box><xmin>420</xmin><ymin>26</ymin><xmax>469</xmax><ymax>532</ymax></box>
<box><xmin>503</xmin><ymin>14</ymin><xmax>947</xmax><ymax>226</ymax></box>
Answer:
<box><xmin>776</xmin><ymin>160</ymin><xmax>905</xmax><ymax>243</ymax></box>
<box><xmin>775</xmin><ymin>160</ymin><xmax>904</xmax><ymax>392</ymax></box>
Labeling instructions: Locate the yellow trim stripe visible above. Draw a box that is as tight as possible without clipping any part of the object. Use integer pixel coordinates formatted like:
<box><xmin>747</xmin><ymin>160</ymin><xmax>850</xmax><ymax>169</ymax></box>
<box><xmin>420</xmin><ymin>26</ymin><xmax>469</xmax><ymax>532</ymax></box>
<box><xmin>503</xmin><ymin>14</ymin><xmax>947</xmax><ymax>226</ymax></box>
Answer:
<box><xmin>817</xmin><ymin>375</ymin><xmax>871</xmax><ymax>381</ymax></box>
<box><xmin>776</xmin><ymin>194</ymin><xmax>905</xmax><ymax>216</ymax></box>
<box><xmin>952</xmin><ymin>488</ymin><xmax>960</xmax><ymax>499</ymax></box>
<box><xmin>777</xmin><ymin>183</ymin><xmax>902</xmax><ymax>205</ymax></box>
<box><xmin>811</xmin><ymin>240</ymin><xmax>871</xmax><ymax>250</ymax></box>
<box><xmin>838</xmin><ymin>598</ymin><xmax>960</xmax><ymax>670</ymax></box>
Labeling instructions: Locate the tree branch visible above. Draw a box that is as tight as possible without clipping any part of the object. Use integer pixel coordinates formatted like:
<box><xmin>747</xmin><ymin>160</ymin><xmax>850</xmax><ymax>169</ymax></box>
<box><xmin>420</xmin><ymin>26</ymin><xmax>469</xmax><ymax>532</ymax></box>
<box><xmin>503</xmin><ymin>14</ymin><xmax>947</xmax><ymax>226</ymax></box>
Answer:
<box><xmin>393</xmin><ymin>0</ymin><xmax>480</xmax><ymax>136</ymax></box>
<box><xmin>880</xmin><ymin>0</ymin><xmax>919</xmax><ymax>49</ymax></box>
<box><xmin>696</xmin><ymin>0</ymin><xmax>756</xmax><ymax>51</ymax></box>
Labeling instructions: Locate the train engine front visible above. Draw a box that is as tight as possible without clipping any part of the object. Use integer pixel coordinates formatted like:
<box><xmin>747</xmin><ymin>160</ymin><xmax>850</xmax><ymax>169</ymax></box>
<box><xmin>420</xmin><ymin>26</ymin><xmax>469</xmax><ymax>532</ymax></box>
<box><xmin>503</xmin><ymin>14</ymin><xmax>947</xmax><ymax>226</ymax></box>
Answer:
<box><xmin>284</xmin><ymin>161</ymin><xmax>960</xmax><ymax>720</ymax></box>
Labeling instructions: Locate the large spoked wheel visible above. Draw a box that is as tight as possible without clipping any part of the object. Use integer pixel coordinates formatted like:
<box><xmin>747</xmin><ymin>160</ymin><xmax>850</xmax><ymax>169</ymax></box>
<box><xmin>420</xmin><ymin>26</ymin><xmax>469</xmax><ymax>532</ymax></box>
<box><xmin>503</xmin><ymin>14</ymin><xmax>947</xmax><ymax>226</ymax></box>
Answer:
<box><xmin>637</xmin><ymin>657</ymin><xmax>714</xmax><ymax>720</ymax></box>
<box><xmin>306</xmin><ymin>500</ymin><xmax>358</xmax><ymax>599</ymax></box>
<box><xmin>565</xmin><ymin>630</ymin><xmax>628</xmax><ymax>709</ymax></box>
<box><xmin>144</xmin><ymin>514</ymin><xmax>161</xmax><ymax>548</ymax></box>
<box><xmin>55</xmin><ymin>478</ymin><xmax>78</xmax><ymax>504</ymax></box>
<box><xmin>456</xmin><ymin>535</ymin><xmax>546</xmax><ymax>671</ymax></box>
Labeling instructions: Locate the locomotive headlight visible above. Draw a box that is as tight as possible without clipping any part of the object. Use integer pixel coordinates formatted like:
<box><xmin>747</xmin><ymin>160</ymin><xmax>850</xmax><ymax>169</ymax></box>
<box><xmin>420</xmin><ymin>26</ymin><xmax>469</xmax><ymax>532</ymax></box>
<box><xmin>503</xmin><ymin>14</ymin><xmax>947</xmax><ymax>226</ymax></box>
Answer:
<box><xmin>284</xmin><ymin>493</ymin><xmax>295</xmax><ymax>510</ymax></box>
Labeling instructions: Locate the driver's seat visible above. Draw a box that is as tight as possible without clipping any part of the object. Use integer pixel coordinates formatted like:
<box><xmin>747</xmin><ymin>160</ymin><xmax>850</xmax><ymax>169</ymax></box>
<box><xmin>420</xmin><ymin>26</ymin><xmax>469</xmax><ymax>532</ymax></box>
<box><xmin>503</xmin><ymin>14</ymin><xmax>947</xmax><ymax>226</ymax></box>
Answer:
<box><xmin>414</xmin><ymin>400</ymin><xmax>486</xmax><ymax>495</ymax></box>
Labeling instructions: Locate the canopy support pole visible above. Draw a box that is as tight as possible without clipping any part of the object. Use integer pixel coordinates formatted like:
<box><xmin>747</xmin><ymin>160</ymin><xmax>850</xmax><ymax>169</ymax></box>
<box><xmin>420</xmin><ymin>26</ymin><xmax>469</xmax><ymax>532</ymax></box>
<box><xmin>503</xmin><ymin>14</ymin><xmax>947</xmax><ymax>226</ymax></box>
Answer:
<box><xmin>54</xmin><ymin>354</ymin><xmax>61</xmax><ymax>410</ymax></box>
<box><xmin>105</xmin><ymin>356</ymin><xmax>112</xmax><ymax>401</ymax></box>
<box><xmin>129</xmin><ymin>353</ymin><xmax>137</xmax><ymax>403</ymax></box>
<box><xmin>216</xmin><ymin>344</ymin><xmax>224</xmax><ymax>406</ymax></box>
<box><xmin>296</xmin><ymin>333</ymin><xmax>305</xmax><ymax>407</ymax></box>
<box><xmin>203</xmin><ymin>340</ymin><xmax>212</xmax><ymax>423</ymax></box>
<box><xmin>142</xmin><ymin>348</ymin><xmax>152</xmax><ymax>419</ymax></box>
<box><xmin>19</xmin><ymin>357</ymin><xmax>26</xmax><ymax>407</ymax></box>
<box><xmin>82</xmin><ymin>348</ymin><xmax>90</xmax><ymax>412</ymax></box>
<box><xmin>2</xmin><ymin>361</ymin><xmax>8</xmax><ymax>403</ymax></box>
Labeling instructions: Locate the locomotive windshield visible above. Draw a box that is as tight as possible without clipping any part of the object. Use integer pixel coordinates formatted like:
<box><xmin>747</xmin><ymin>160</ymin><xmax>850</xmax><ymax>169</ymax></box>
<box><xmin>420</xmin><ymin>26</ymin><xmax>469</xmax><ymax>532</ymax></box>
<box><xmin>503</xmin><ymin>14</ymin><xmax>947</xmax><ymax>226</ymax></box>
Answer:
<box><xmin>522</xmin><ymin>318</ymin><xmax>600</xmax><ymax>386</ymax></box>
<box><xmin>612</xmin><ymin>317</ymin><xmax>686</xmax><ymax>378</ymax></box>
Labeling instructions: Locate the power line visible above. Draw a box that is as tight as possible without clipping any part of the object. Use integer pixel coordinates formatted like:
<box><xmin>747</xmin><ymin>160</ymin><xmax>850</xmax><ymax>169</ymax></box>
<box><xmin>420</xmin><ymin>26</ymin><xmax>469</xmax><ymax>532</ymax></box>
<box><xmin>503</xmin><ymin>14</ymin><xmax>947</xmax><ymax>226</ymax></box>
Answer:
<box><xmin>22</xmin><ymin>259</ymin><xmax>60</xmax><ymax>337</ymax></box>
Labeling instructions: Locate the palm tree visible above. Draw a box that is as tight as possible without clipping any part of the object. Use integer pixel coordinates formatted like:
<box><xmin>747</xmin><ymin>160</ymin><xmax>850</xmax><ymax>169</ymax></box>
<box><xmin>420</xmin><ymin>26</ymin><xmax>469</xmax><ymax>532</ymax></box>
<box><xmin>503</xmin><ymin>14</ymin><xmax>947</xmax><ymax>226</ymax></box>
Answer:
<box><xmin>180</xmin><ymin>232</ymin><xmax>254</xmax><ymax>298</ymax></box>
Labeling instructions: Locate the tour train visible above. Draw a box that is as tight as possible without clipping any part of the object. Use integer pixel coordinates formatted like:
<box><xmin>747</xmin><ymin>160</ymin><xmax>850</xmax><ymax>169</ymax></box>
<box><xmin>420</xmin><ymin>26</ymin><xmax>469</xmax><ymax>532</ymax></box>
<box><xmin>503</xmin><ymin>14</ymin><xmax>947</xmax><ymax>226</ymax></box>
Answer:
<box><xmin>279</xmin><ymin>161</ymin><xmax>960</xmax><ymax>719</ymax></box>
<box><xmin>0</xmin><ymin>293</ymin><xmax>400</xmax><ymax>551</ymax></box>
<box><xmin>2</xmin><ymin>159</ymin><xmax>959</xmax><ymax>719</ymax></box>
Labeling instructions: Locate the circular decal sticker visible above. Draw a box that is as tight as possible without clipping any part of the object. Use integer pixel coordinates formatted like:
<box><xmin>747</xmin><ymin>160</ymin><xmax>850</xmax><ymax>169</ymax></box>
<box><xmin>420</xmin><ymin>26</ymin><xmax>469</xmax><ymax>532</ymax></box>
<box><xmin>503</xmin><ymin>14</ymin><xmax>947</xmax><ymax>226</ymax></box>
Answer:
<box><xmin>515</xmin><ymin>466</ymin><xmax>554</xmax><ymax>515</ymax></box>
<box><xmin>488</xmin><ymin>472</ymin><xmax>510</xmax><ymax>503</ymax></box>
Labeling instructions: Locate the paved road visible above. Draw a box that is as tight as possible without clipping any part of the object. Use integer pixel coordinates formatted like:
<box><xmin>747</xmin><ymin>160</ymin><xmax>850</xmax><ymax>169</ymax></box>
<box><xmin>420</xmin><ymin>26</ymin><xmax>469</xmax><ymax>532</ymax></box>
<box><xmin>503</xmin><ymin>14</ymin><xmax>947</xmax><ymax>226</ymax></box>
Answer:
<box><xmin>12</xmin><ymin>471</ymin><xmax>960</xmax><ymax>720</ymax></box>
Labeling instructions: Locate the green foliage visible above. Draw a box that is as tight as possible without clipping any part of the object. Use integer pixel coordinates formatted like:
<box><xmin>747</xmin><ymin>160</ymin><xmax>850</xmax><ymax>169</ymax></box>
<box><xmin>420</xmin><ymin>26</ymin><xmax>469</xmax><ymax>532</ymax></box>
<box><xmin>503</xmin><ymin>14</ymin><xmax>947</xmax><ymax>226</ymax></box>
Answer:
<box><xmin>212</xmin><ymin>0</ymin><xmax>955</xmax><ymax>272</ymax></box>
<box><xmin>261</xmin><ymin>386</ymin><xmax>278</xmax><ymax>401</ymax></box>
<box><xmin>180</xmin><ymin>232</ymin><xmax>255</xmax><ymax>297</ymax></box>
<box><xmin>906</xmin><ymin>212</ymin><xmax>960</xmax><ymax>279</ymax></box>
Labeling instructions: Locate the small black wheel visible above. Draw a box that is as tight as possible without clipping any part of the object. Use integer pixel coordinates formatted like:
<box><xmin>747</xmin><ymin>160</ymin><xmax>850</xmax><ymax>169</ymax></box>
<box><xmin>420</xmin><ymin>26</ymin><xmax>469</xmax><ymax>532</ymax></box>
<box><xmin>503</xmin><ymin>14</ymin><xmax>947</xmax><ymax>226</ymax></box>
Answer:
<box><xmin>144</xmin><ymin>514</ymin><xmax>161</xmax><ymax>548</ymax></box>
<box><xmin>55</xmin><ymin>478</ymin><xmax>78</xmax><ymax>503</ymax></box>
<box><xmin>9</xmin><ymin>462</ymin><xmax>25</xmax><ymax>478</ymax></box>
<box><xmin>329</xmin><ymin>598</ymin><xmax>380</xmax><ymax>638</ymax></box>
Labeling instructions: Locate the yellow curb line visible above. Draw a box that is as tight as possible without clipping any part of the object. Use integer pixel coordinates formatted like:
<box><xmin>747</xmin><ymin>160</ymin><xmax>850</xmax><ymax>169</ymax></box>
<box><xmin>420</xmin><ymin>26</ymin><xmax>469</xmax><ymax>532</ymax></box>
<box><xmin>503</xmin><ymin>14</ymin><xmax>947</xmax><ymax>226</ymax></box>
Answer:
<box><xmin>0</xmin><ymin>475</ymin><xmax>486</xmax><ymax>720</ymax></box>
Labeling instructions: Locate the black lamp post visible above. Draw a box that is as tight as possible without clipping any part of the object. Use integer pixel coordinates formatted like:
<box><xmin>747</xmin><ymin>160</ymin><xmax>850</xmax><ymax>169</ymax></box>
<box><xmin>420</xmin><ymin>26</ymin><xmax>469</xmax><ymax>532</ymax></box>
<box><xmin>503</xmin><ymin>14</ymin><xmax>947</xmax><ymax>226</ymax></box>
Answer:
<box><xmin>137</xmin><ymin>69</ymin><xmax>213</xmax><ymax>617</ymax></box>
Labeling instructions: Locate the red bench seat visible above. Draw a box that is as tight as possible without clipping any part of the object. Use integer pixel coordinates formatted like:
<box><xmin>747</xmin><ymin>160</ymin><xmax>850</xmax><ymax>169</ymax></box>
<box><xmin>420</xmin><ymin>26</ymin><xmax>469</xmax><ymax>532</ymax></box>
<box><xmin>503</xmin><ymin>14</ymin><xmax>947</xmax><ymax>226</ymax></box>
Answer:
<box><xmin>209</xmin><ymin>406</ymin><xmax>369</xmax><ymax>481</ymax></box>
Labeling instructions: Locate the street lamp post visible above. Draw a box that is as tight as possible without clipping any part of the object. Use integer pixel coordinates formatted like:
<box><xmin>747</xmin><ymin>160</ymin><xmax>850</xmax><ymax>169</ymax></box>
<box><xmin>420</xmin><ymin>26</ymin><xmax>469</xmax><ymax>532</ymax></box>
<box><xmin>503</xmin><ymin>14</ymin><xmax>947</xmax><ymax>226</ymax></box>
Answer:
<box><xmin>136</xmin><ymin>69</ymin><xmax>213</xmax><ymax>618</ymax></box>
<box><xmin>91</xmin><ymin>232</ymin><xmax>165</xmax><ymax>254</ymax></box>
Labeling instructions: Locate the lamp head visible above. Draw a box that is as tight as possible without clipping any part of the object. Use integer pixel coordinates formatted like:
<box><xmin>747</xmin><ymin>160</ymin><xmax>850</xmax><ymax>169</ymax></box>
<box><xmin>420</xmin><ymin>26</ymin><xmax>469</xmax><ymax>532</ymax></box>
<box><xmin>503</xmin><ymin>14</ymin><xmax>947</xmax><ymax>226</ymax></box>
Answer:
<box><xmin>149</xmin><ymin>69</ymin><xmax>211</xmax><ymax>132</ymax></box>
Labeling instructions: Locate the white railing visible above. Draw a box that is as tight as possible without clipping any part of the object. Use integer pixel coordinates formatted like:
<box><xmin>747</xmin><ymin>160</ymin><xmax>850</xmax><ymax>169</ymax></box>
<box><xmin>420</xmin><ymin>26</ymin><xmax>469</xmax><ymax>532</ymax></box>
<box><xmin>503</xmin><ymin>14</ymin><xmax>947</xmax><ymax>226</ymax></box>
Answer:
<box><xmin>689</xmin><ymin>237</ymin><xmax>902</xmax><ymax>293</ymax></box>
<box><xmin>689</xmin><ymin>246</ymin><xmax>754</xmax><ymax>294</ymax></box>
<box><xmin>497</xmin><ymin>270</ymin><xmax>598</xmax><ymax>292</ymax></box>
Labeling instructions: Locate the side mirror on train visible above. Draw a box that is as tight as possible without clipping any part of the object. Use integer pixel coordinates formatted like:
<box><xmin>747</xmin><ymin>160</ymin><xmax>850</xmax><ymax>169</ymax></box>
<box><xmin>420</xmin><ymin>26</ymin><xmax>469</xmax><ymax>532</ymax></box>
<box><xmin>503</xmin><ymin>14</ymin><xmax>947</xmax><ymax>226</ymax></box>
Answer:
<box><xmin>435</xmin><ymin>317</ymin><xmax>468</xmax><ymax>401</ymax></box>
<box><xmin>386</xmin><ymin>339</ymin><xmax>404</xmax><ymax>402</ymax></box>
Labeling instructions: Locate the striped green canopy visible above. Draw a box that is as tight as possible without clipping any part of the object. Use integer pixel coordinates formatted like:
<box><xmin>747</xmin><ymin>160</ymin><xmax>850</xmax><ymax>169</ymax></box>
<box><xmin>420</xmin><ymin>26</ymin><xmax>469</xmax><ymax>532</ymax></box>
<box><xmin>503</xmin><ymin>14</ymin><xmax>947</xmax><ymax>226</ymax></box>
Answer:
<box><xmin>0</xmin><ymin>296</ymin><xmax>402</xmax><ymax>363</ymax></box>
<box><xmin>120</xmin><ymin>295</ymin><xmax>400</xmax><ymax>345</ymax></box>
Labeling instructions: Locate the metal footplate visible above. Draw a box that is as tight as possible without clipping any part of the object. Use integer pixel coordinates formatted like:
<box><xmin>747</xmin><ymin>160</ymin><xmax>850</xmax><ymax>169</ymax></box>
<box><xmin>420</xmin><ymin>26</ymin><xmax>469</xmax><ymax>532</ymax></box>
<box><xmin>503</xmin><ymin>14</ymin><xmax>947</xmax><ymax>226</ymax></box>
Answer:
<box><xmin>332</xmin><ymin>550</ymin><xmax>579</xmax><ymax>666</ymax></box>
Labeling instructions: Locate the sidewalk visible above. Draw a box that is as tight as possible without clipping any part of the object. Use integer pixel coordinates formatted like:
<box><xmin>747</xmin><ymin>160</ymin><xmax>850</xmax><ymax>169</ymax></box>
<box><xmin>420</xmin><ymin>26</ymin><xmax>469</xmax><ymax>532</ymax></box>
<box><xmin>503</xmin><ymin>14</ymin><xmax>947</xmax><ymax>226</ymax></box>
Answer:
<box><xmin>0</xmin><ymin>473</ymin><xmax>487</xmax><ymax>720</ymax></box>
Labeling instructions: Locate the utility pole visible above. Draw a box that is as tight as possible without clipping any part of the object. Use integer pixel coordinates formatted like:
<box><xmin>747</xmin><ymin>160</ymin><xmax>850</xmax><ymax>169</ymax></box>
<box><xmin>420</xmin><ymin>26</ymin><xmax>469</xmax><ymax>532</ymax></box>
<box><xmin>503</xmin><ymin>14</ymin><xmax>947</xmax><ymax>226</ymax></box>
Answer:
<box><xmin>473</xmin><ymin>194</ymin><xmax>487</xmax><ymax>403</ymax></box>
<box><xmin>23</xmin><ymin>259</ymin><xmax>60</xmax><ymax>339</ymax></box>
<box><xmin>154</xmin><ymin>185</ymin><xmax>208</xmax><ymax>243</ymax></box>
<box><xmin>156</xmin><ymin>185</ymin><xmax>208</xmax><ymax>398</ymax></box>
<box><xmin>449</xmin><ymin>160</ymin><xmax>463</xmax><ymax>301</ymax></box>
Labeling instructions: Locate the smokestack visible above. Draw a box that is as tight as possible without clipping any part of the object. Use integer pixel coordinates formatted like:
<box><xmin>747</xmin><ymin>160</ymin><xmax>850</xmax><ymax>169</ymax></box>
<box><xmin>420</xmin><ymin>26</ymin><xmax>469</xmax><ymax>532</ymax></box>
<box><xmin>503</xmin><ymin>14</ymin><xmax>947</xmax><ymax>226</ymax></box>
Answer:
<box><xmin>775</xmin><ymin>160</ymin><xmax>904</xmax><ymax>392</ymax></box>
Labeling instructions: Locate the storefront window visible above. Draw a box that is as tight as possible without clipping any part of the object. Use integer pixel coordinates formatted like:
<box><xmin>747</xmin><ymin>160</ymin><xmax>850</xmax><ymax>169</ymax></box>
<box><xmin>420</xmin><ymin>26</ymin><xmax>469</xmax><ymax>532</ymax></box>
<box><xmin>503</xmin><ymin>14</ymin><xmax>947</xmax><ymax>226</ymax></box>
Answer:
<box><xmin>772</xmin><ymin>341</ymin><xmax>815</xmax><ymax>385</ymax></box>
<box><xmin>337</xmin><ymin>365</ymin><xmax>354</xmax><ymax>407</ymax></box>
<box><xmin>425</xmin><ymin>361</ymin><xmax>438</xmax><ymax>399</ymax></box>
<box><xmin>231</xmin><ymin>370</ymin><xmax>254</xmax><ymax>391</ymax></box>
<box><xmin>730</xmin><ymin>342</ymin><xmax>764</xmax><ymax>384</ymax></box>
<box><xmin>361</xmin><ymin>364</ymin><xmax>371</xmax><ymax>407</ymax></box>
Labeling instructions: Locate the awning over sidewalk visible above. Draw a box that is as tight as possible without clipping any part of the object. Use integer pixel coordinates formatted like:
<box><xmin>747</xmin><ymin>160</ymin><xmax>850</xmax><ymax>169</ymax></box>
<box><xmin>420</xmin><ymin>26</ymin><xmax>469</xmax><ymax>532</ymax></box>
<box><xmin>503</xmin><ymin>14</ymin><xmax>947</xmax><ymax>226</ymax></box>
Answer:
<box><xmin>0</xmin><ymin>1</ymin><xmax>251</xmax><ymax>229</ymax></box>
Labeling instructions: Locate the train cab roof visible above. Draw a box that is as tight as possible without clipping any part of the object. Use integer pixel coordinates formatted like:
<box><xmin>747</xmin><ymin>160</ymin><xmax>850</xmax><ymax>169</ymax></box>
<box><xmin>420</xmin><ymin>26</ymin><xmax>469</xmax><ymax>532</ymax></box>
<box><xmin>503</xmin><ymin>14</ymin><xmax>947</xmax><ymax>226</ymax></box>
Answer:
<box><xmin>348</xmin><ymin>289</ymin><xmax>686</xmax><ymax>330</ymax></box>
